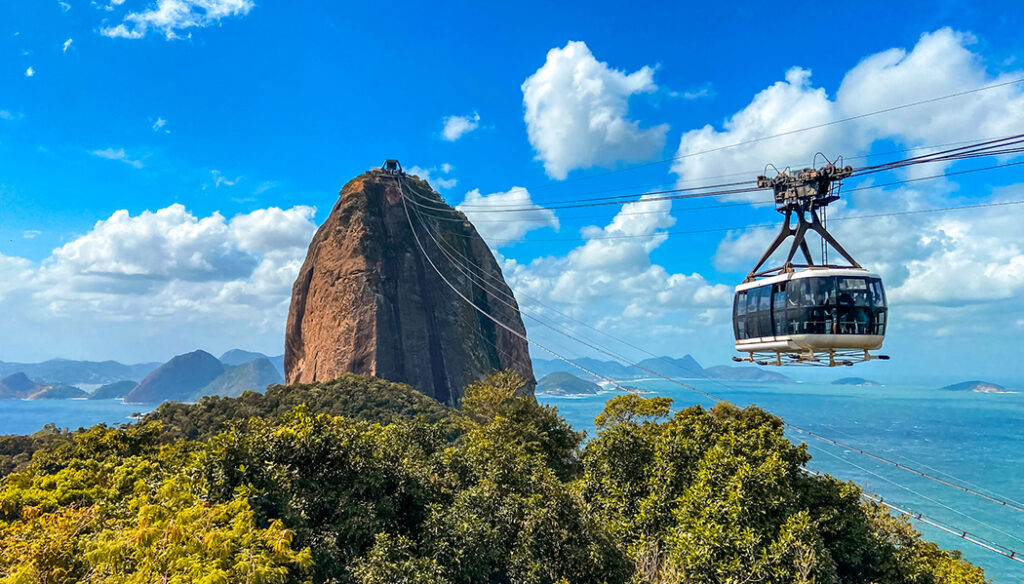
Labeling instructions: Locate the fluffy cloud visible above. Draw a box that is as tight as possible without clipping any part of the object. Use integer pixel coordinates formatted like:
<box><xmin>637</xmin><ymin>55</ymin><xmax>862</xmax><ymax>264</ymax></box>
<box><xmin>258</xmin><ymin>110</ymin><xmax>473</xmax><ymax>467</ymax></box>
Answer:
<box><xmin>522</xmin><ymin>41</ymin><xmax>669</xmax><ymax>179</ymax></box>
<box><xmin>0</xmin><ymin>204</ymin><xmax>317</xmax><ymax>361</ymax></box>
<box><xmin>24</xmin><ymin>66</ymin><xmax>34</xmax><ymax>78</ymax></box>
<box><xmin>62</xmin><ymin>38</ymin><xmax>73</xmax><ymax>53</ymax></box>
<box><xmin>671</xmin><ymin>29</ymin><xmax>1024</xmax><ymax>192</ymax></box>
<box><xmin>441</xmin><ymin>111</ymin><xmax>480</xmax><ymax>141</ymax></box>
<box><xmin>456</xmin><ymin>187</ymin><xmax>559</xmax><ymax>244</ymax></box>
<box><xmin>101</xmin><ymin>0</ymin><xmax>254</xmax><ymax>40</ymax></box>
<box><xmin>502</xmin><ymin>191</ymin><xmax>730</xmax><ymax>342</ymax></box>
<box><xmin>408</xmin><ymin>165</ymin><xmax>457</xmax><ymax>190</ymax></box>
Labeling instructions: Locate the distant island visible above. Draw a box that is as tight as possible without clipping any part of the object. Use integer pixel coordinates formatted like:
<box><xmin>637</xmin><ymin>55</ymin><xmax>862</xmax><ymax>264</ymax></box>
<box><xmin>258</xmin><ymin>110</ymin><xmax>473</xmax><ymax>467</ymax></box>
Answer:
<box><xmin>536</xmin><ymin>372</ymin><xmax>601</xmax><ymax>396</ymax></box>
<box><xmin>832</xmin><ymin>377</ymin><xmax>881</xmax><ymax>386</ymax></box>
<box><xmin>941</xmin><ymin>380</ymin><xmax>1011</xmax><ymax>393</ymax></box>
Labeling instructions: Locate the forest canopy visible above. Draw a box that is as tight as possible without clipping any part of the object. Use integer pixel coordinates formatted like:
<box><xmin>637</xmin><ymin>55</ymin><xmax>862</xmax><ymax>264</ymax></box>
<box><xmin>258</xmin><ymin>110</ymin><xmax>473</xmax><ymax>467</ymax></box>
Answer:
<box><xmin>0</xmin><ymin>372</ymin><xmax>984</xmax><ymax>584</ymax></box>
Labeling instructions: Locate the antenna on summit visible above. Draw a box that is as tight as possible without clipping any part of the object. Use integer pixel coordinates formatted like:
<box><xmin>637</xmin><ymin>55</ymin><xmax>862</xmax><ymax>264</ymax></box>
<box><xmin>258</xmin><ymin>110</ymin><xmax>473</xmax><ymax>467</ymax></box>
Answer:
<box><xmin>382</xmin><ymin>159</ymin><xmax>403</xmax><ymax>176</ymax></box>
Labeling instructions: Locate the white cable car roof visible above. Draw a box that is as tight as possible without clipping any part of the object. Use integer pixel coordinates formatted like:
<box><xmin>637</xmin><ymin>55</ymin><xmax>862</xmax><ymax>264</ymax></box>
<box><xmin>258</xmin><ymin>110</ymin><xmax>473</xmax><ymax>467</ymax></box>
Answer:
<box><xmin>735</xmin><ymin>267</ymin><xmax>881</xmax><ymax>292</ymax></box>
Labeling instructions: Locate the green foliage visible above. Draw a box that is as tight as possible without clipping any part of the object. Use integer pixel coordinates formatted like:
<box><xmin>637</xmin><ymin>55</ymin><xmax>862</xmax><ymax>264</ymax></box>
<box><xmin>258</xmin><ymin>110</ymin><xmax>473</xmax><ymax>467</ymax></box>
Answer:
<box><xmin>594</xmin><ymin>394</ymin><xmax>673</xmax><ymax>429</ymax></box>
<box><xmin>0</xmin><ymin>424</ymin><xmax>71</xmax><ymax>478</ymax></box>
<box><xmin>146</xmin><ymin>373</ymin><xmax>458</xmax><ymax>442</ymax></box>
<box><xmin>0</xmin><ymin>373</ymin><xmax>986</xmax><ymax>584</ymax></box>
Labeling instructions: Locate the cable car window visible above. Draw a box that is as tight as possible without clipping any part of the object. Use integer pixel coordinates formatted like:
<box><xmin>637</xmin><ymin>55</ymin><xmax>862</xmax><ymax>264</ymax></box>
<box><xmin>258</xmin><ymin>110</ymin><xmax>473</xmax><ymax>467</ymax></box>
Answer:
<box><xmin>758</xmin><ymin>286</ymin><xmax>771</xmax><ymax>311</ymax></box>
<box><xmin>757</xmin><ymin>286</ymin><xmax>773</xmax><ymax>338</ymax></box>
<box><xmin>772</xmin><ymin>283</ymin><xmax>787</xmax><ymax>336</ymax></box>
<box><xmin>746</xmin><ymin>287</ymin><xmax>760</xmax><ymax>315</ymax></box>
<box><xmin>868</xmin><ymin>278</ymin><xmax>886</xmax><ymax>307</ymax></box>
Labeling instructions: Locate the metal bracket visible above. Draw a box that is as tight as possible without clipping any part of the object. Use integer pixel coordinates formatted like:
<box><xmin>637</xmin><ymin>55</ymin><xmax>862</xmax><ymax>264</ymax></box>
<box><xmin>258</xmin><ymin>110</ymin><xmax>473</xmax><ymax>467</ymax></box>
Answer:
<box><xmin>382</xmin><ymin>159</ymin><xmax>403</xmax><ymax>176</ymax></box>
<box><xmin>744</xmin><ymin>163</ymin><xmax>859</xmax><ymax>282</ymax></box>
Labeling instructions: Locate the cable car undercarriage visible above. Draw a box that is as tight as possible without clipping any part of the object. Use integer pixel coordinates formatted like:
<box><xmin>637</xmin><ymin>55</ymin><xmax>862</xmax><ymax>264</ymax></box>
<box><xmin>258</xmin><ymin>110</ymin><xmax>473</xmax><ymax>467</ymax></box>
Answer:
<box><xmin>732</xmin><ymin>163</ymin><xmax>890</xmax><ymax>367</ymax></box>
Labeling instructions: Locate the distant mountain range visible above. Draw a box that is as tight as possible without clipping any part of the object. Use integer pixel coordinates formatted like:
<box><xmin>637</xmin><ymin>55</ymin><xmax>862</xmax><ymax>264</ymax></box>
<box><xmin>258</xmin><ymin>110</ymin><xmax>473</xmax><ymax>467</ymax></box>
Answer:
<box><xmin>0</xmin><ymin>359</ymin><xmax>160</xmax><ymax>385</ymax></box>
<box><xmin>0</xmin><ymin>349</ymin><xmax>286</xmax><ymax>403</ymax></box>
<box><xmin>531</xmin><ymin>355</ymin><xmax>791</xmax><ymax>383</ymax></box>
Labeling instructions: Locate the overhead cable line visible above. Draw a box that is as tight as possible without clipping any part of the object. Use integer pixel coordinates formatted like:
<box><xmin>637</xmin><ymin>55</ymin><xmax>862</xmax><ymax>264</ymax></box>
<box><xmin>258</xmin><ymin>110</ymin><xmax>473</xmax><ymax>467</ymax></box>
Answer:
<box><xmin>399</xmin><ymin>174</ymin><xmax>1024</xmax><ymax>517</ymax></box>
<box><xmin>519</xmin><ymin>77</ymin><xmax>1024</xmax><ymax>191</ymax></box>
<box><xmin>805</xmin><ymin>443</ymin><xmax>1024</xmax><ymax>546</ymax></box>
<box><xmin>451</xmin><ymin>136</ymin><xmax>1024</xmax><ymax>214</ymax></box>
<box><xmin>462</xmin><ymin>134</ymin><xmax>1024</xmax><ymax>209</ymax></box>
<box><xmin>801</xmin><ymin>468</ymin><xmax>1024</xmax><ymax>565</ymax></box>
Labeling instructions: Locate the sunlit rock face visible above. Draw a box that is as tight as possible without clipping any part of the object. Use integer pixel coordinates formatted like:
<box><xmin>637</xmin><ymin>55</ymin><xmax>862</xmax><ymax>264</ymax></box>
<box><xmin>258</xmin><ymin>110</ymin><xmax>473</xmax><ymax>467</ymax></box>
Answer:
<box><xmin>284</xmin><ymin>169</ymin><xmax>534</xmax><ymax>406</ymax></box>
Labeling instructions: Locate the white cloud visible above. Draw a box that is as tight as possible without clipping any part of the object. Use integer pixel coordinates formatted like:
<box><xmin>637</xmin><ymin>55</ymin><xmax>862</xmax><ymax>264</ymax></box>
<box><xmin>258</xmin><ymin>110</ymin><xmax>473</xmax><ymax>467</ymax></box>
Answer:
<box><xmin>671</xmin><ymin>29</ymin><xmax>1024</xmax><ymax>193</ymax></box>
<box><xmin>59</xmin><ymin>1</ymin><xmax>71</xmax><ymax>12</ymax></box>
<box><xmin>211</xmin><ymin>169</ymin><xmax>240</xmax><ymax>187</ymax></box>
<box><xmin>407</xmin><ymin>165</ymin><xmax>457</xmax><ymax>190</ymax></box>
<box><xmin>0</xmin><ymin>110</ymin><xmax>20</xmax><ymax>121</ymax></box>
<box><xmin>23</xmin><ymin>230</ymin><xmax>41</xmax><ymax>239</ymax></box>
<box><xmin>24</xmin><ymin>66</ymin><xmax>34</xmax><ymax>78</ymax></box>
<box><xmin>62</xmin><ymin>38</ymin><xmax>73</xmax><ymax>53</ymax></box>
<box><xmin>92</xmin><ymin>147</ymin><xmax>144</xmax><ymax>169</ymax></box>
<box><xmin>522</xmin><ymin>40</ymin><xmax>669</xmax><ymax>179</ymax></box>
<box><xmin>441</xmin><ymin>111</ymin><xmax>480</xmax><ymax>141</ymax></box>
<box><xmin>101</xmin><ymin>0</ymin><xmax>254</xmax><ymax>40</ymax></box>
<box><xmin>0</xmin><ymin>204</ymin><xmax>318</xmax><ymax>362</ymax></box>
<box><xmin>502</xmin><ymin>190</ymin><xmax>730</xmax><ymax>344</ymax></box>
<box><xmin>456</xmin><ymin>187</ymin><xmax>559</xmax><ymax>244</ymax></box>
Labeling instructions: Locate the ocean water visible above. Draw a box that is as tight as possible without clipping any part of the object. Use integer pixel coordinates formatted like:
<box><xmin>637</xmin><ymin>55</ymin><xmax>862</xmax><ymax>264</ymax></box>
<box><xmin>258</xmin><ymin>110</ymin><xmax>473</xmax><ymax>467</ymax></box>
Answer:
<box><xmin>0</xmin><ymin>399</ymin><xmax>155</xmax><ymax>436</ymax></box>
<box><xmin>1</xmin><ymin>386</ymin><xmax>1019</xmax><ymax>582</ymax></box>
<box><xmin>538</xmin><ymin>380</ymin><xmax>1024</xmax><ymax>584</ymax></box>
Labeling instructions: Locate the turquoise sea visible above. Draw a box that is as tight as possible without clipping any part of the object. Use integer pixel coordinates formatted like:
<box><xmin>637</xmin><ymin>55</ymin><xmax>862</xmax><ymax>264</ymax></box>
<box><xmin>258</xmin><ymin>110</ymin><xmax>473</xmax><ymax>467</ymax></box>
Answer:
<box><xmin>1</xmin><ymin>384</ymin><xmax>1021</xmax><ymax>582</ymax></box>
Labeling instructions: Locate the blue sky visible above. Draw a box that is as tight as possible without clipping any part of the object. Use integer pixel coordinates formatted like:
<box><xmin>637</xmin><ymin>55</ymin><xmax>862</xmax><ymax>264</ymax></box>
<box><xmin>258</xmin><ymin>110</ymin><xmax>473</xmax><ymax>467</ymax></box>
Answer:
<box><xmin>1</xmin><ymin>0</ymin><xmax>1024</xmax><ymax>383</ymax></box>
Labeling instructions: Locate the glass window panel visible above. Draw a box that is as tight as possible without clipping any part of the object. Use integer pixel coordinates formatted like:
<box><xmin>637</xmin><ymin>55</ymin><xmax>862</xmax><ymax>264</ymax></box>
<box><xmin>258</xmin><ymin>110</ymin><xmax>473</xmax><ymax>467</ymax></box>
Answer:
<box><xmin>758</xmin><ymin>285</ymin><xmax>771</xmax><ymax>311</ymax></box>
<box><xmin>786</xmin><ymin>279</ymin><xmax>802</xmax><ymax>308</ymax></box>
<box><xmin>735</xmin><ymin>291</ymin><xmax>746</xmax><ymax>316</ymax></box>
<box><xmin>747</xmin><ymin>288</ymin><xmax>759</xmax><ymax>314</ymax></box>
<box><xmin>868</xmin><ymin>278</ymin><xmax>887</xmax><ymax>308</ymax></box>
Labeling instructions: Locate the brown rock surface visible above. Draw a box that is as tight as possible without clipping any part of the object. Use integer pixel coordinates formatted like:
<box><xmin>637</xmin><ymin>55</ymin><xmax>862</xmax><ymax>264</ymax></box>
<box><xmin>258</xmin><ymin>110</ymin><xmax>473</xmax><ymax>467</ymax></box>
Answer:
<box><xmin>284</xmin><ymin>169</ymin><xmax>534</xmax><ymax>405</ymax></box>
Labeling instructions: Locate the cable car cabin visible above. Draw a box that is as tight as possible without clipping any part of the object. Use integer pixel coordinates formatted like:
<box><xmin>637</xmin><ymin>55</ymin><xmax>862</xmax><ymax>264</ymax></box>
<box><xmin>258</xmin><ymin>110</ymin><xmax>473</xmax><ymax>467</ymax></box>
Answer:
<box><xmin>732</xmin><ymin>268</ymin><xmax>888</xmax><ymax>366</ymax></box>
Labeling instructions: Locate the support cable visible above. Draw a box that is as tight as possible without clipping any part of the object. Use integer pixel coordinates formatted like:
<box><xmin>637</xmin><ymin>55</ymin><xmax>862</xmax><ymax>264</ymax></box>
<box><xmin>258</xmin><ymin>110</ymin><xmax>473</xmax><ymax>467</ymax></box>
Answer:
<box><xmin>398</xmin><ymin>173</ymin><xmax>1024</xmax><ymax>517</ymax></box>
<box><xmin>801</xmin><ymin>468</ymin><xmax>1024</xmax><ymax>565</ymax></box>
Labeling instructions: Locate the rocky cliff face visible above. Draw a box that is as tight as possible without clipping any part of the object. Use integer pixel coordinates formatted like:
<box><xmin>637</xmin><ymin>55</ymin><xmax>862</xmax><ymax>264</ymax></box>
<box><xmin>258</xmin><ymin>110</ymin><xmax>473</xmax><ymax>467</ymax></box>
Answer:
<box><xmin>285</xmin><ymin>169</ymin><xmax>534</xmax><ymax>405</ymax></box>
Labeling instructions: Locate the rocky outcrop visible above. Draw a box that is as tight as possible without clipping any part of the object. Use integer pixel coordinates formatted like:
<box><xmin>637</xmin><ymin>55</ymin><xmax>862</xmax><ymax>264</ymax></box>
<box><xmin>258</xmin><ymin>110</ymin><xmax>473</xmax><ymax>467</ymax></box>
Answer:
<box><xmin>125</xmin><ymin>350</ymin><xmax>224</xmax><ymax>403</ymax></box>
<box><xmin>285</xmin><ymin>169</ymin><xmax>534</xmax><ymax>406</ymax></box>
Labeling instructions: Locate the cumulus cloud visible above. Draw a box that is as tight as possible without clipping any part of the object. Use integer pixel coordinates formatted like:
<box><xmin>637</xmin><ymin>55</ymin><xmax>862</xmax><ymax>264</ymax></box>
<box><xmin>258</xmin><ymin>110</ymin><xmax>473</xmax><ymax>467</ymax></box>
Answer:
<box><xmin>408</xmin><ymin>165</ymin><xmax>457</xmax><ymax>190</ymax></box>
<box><xmin>671</xmin><ymin>29</ymin><xmax>1024</xmax><ymax>193</ymax></box>
<box><xmin>441</xmin><ymin>111</ymin><xmax>480</xmax><ymax>141</ymax></box>
<box><xmin>0</xmin><ymin>204</ymin><xmax>317</xmax><ymax>361</ymax></box>
<box><xmin>92</xmin><ymin>147</ymin><xmax>144</xmax><ymax>168</ymax></box>
<box><xmin>62</xmin><ymin>38</ymin><xmax>73</xmax><ymax>53</ymax></box>
<box><xmin>101</xmin><ymin>0</ymin><xmax>254</xmax><ymax>40</ymax></box>
<box><xmin>456</xmin><ymin>187</ymin><xmax>559</xmax><ymax>244</ymax></box>
<box><xmin>24</xmin><ymin>66</ymin><xmax>34</xmax><ymax>78</ymax></box>
<box><xmin>152</xmin><ymin>117</ymin><xmax>167</xmax><ymax>132</ymax></box>
<box><xmin>502</xmin><ymin>190</ymin><xmax>730</xmax><ymax>343</ymax></box>
<box><xmin>522</xmin><ymin>41</ymin><xmax>669</xmax><ymax>179</ymax></box>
